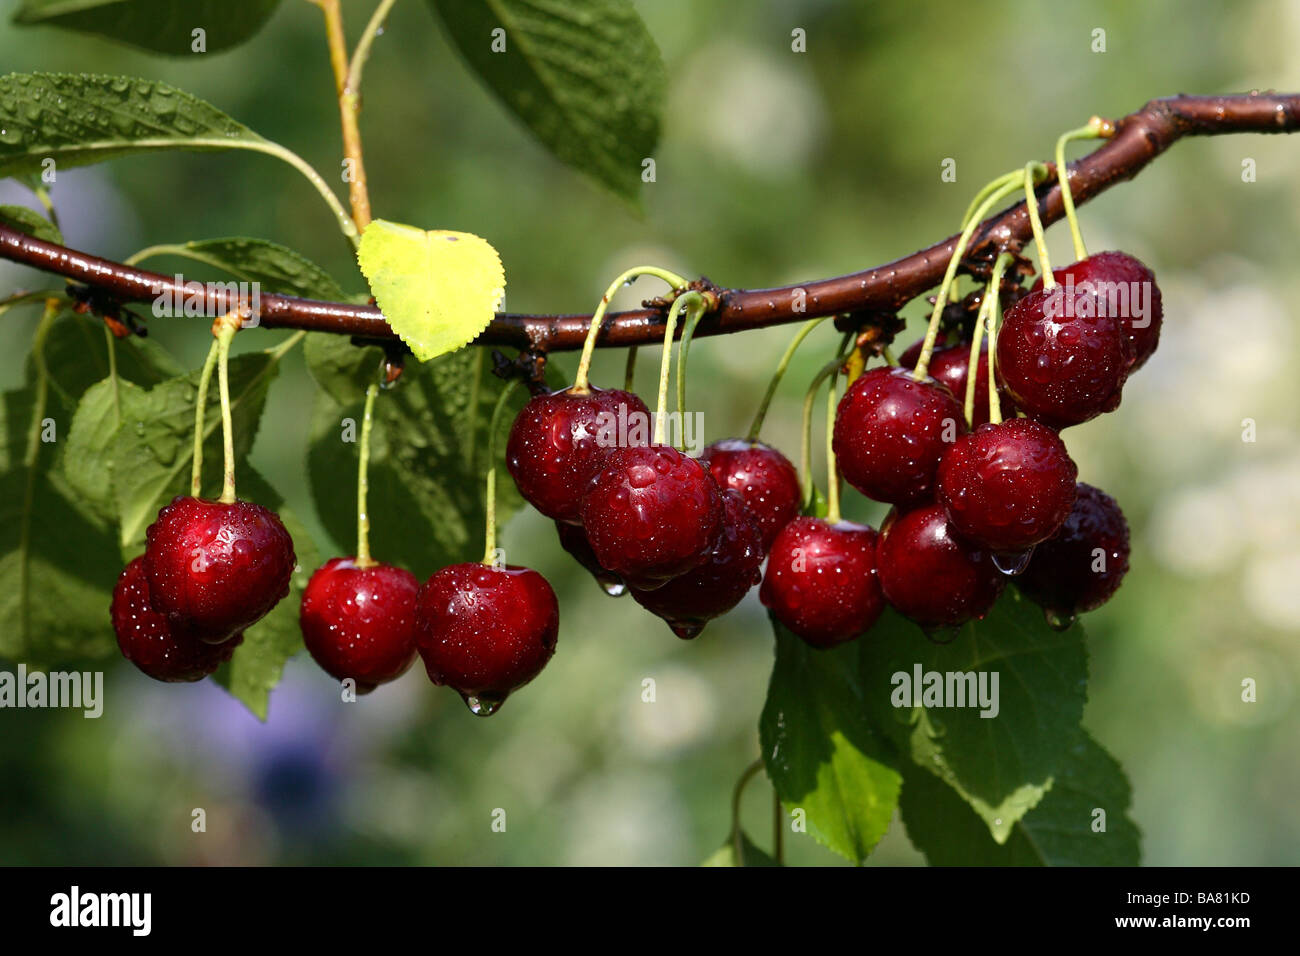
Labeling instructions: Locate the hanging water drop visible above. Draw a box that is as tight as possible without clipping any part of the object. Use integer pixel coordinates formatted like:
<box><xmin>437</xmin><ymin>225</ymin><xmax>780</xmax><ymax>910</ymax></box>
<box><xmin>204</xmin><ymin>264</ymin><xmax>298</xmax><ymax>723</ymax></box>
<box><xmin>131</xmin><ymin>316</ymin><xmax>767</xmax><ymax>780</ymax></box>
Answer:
<box><xmin>669</xmin><ymin>621</ymin><xmax>703</xmax><ymax>640</ymax></box>
<box><xmin>462</xmin><ymin>692</ymin><xmax>505</xmax><ymax>716</ymax></box>
<box><xmin>991</xmin><ymin>547</ymin><xmax>1034</xmax><ymax>575</ymax></box>
<box><xmin>1045</xmin><ymin>609</ymin><xmax>1076</xmax><ymax>631</ymax></box>
<box><xmin>921</xmin><ymin>625</ymin><xmax>960</xmax><ymax>645</ymax></box>
<box><xmin>599</xmin><ymin>578</ymin><xmax>627</xmax><ymax>597</ymax></box>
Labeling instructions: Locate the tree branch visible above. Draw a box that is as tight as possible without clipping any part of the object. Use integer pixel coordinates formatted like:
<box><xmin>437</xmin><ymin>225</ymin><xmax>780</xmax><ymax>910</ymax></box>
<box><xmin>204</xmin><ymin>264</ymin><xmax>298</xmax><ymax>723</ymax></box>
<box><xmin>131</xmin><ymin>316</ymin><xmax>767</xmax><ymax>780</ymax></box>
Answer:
<box><xmin>1</xmin><ymin>92</ymin><xmax>1297</xmax><ymax>353</ymax></box>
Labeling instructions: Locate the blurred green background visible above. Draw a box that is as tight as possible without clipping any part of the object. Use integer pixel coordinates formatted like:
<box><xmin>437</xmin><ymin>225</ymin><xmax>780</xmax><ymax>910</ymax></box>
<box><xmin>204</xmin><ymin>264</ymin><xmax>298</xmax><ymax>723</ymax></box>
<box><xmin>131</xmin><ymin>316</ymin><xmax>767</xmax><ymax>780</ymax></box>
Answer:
<box><xmin>2</xmin><ymin>0</ymin><xmax>1298</xmax><ymax>865</ymax></box>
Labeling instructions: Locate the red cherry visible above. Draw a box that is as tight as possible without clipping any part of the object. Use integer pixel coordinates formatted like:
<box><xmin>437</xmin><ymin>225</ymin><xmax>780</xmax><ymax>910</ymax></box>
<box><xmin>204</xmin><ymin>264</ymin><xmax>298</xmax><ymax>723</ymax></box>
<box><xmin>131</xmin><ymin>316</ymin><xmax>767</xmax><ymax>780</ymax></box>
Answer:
<box><xmin>898</xmin><ymin>337</ymin><xmax>1014</xmax><ymax>428</ymax></box>
<box><xmin>143</xmin><ymin>496</ymin><xmax>295</xmax><ymax>642</ymax></box>
<box><xmin>759</xmin><ymin>516</ymin><xmax>885</xmax><ymax>648</ymax></box>
<box><xmin>1031</xmin><ymin>251</ymin><xmax>1162</xmax><ymax>371</ymax></box>
<box><xmin>995</xmin><ymin>286</ymin><xmax>1131</xmax><ymax>428</ymax></box>
<box><xmin>876</xmin><ymin>504</ymin><xmax>1005</xmax><ymax>629</ymax></box>
<box><xmin>299</xmin><ymin>558</ymin><xmax>419</xmax><ymax>692</ymax></box>
<box><xmin>833</xmin><ymin>366</ymin><xmax>966</xmax><ymax>505</ymax></box>
<box><xmin>580</xmin><ymin>444</ymin><xmax>724</xmax><ymax>589</ymax></box>
<box><xmin>554</xmin><ymin>521</ymin><xmax>625</xmax><ymax>596</ymax></box>
<box><xmin>506</xmin><ymin>385</ymin><xmax>650</xmax><ymax>523</ymax></box>
<box><xmin>1016</xmin><ymin>483</ymin><xmax>1131</xmax><ymax>627</ymax></box>
<box><xmin>415</xmin><ymin>563</ymin><xmax>559</xmax><ymax>715</ymax></box>
<box><xmin>112</xmin><ymin>557</ymin><xmax>243</xmax><ymax>682</ymax></box>
<box><xmin>630</xmin><ymin>490</ymin><xmax>764</xmax><ymax>639</ymax></box>
<box><xmin>700</xmin><ymin>438</ymin><xmax>801</xmax><ymax>552</ymax></box>
<box><xmin>936</xmin><ymin>418</ymin><xmax>1078</xmax><ymax>555</ymax></box>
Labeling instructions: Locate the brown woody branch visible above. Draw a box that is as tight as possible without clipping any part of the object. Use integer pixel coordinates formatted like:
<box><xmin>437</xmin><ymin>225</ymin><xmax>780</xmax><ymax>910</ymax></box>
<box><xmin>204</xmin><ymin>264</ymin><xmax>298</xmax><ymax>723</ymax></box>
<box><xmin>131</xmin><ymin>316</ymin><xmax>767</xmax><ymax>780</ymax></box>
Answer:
<box><xmin>1</xmin><ymin>92</ymin><xmax>1297</xmax><ymax>353</ymax></box>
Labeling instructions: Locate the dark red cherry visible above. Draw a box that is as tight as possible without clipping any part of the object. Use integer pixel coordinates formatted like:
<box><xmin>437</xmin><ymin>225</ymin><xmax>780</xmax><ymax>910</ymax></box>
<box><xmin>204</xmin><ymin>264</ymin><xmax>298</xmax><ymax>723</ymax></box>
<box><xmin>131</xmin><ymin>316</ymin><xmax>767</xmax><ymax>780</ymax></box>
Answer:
<box><xmin>580</xmin><ymin>444</ymin><xmax>724</xmax><ymax>589</ymax></box>
<box><xmin>506</xmin><ymin>385</ymin><xmax>650</xmax><ymax>524</ymax></box>
<box><xmin>415</xmin><ymin>563</ymin><xmax>559</xmax><ymax>715</ymax></box>
<box><xmin>833</xmin><ymin>366</ymin><xmax>966</xmax><ymax>505</ymax></box>
<box><xmin>995</xmin><ymin>286</ymin><xmax>1131</xmax><ymax>428</ymax></box>
<box><xmin>299</xmin><ymin>558</ymin><xmax>419</xmax><ymax>691</ymax></box>
<box><xmin>112</xmin><ymin>557</ymin><xmax>243</xmax><ymax>683</ymax></box>
<box><xmin>143</xmin><ymin>496</ymin><xmax>296</xmax><ymax>642</ymax></box>
<box><xmin>630</xmin><ymin>490</ymin><xmax>764</xmax><ymax>639</ymax></box>
<box><xmin>1016</xmin><ymin>483</ymin><xmax>1131</xmax><ymax>627</ymax></box>
<box><xmin>759</xmin><ymin>516</ymin><xmax>885</xmax><ymax>648</ymax></box>
<box><xmin>898</xmin><ymin>338</ymin><xmax>1013</xmax><ymax>428</ymax></box>
<box><xmin>700</xmin><ymin>438</ymin><xmax>801</xmax><ymax>551</ymax></box>
<box><xmin>1031</xmin><ymin>251</ymin><xmax>1162</xmax><ymax>371</ymax></box>
<box><xmin>876</xmin><ymin>504</ymin><xmax>1004</xmax><ymax>628</ymax></box>
<box><xmin>555</xmin><ymin>521</ymin><xmax>625</xmax><ymax>596</ymax></box>
<box><xmin>936</xmin><ymin>418</ymin><xmax>1078</xmax><ymax>554</ymax></box>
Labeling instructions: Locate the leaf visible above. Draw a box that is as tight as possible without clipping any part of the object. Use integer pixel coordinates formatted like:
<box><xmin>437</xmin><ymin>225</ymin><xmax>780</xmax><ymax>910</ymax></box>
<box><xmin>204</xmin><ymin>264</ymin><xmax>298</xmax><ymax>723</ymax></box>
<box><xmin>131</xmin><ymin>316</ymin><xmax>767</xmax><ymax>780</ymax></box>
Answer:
<box><xmin>12</xmin><ymin>0</ymin><xmax>283</xmax><ymax>56</ymax></box>
<box><xmin>0</xmin><ymin>73</ymin><xmax>265</xmax><ymax>179</ymax></box>
<box><xmin>357</xmin><ymin>220</ymin><xmax>505</xmax><ymax>363</ymax></box>
<box><xmin>127</xmin><ymin>237</ymin><xmax>349</xmax><ymax>300</ymax></box>
<box><xmin>303</xmin><ymin>332</ymin><xmax>385</xmax><ymax>406</ymax></box>
<box><xmin>858</xmin><ymin>590</ymin><xmax>1089</xmax><ymax>842</ymax></box>
<box><xmin>306</xmin><ymin>346</ymin><xmax>538</xmax><ymax>572</ymax></box>
<box><xmin>212</xmin><ymin>469</ymin><xmax>318</xmax><ymax>721</ymax></box>
<box><xmin>427</xmin><ymin>0</ymin><xmax>664</xmax><ymax>202</ymax></box>
<box><xmin>899</xmin><ymin>730</ymin><xmax>1141</xmax><ymax>866</ymax></box>
<box><xmin>701</xmin><ymin>830</ymin><xmax>780</xmax><ymax>867</ymax></box>
<box><xmin>0</xmin><ymin>203</ymin><xmax>62</xmax><ymax>244</ymax></box>
<box><xmin>759</xmin><ymin>618</ymin><xmax>902</xmax><ymax>864</ymax></box>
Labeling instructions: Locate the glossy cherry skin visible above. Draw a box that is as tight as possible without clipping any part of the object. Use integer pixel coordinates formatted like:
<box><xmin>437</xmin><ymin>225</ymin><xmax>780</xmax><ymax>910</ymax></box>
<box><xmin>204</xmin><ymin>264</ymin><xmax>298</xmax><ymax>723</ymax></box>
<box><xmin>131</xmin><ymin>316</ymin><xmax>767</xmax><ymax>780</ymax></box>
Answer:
<box><xmin>876</xmin><ymin>504</ymin><xmax>1005</xmax><ymax>628</ymax></box>
<box><xmin>299</xmin><ymin>558</ymin><xmax>420</xmax><ymax>692</ymax></box>
<box><xmin>554</xmin><ymin>521</ymin><xmax>625</xmax><ymax>596</ymax></box>
<box><xmin>833</xmin><ymin>366</ymin><xmax>966</xmax><ymax>505</ymax></box>
<box><xmin>630</xmin><ymin>490</ymin><xmax>764</xmax><ymax>639</ymax></box>
<box><xmin>415</xmin><ymin>563</ymin><xmax>559</xmax><ymax>714</ymax></box>
<box><xmin>936</xmin><ymin>418</ymin><xmax>1078</xmax><ymax>554</ymax></box>
<box><xmin>759</xmin><ymin>516</ymin><xmax>885</xmax><ymax>648</ymax></box>
<box><xmin>995</xmin><ymin>286</ymin><xmax>1131</xmax><ymax>428</ymax></box>
<box><xmin>144</xmin><ymin>496</ymin><xmax>296</xmax><ymax>642</ymax></box>
<box><xmin>1032</xmin><ymin>251</ymin><xmax>1162</xmax><ymax>371</ymax></box>
<box><xmin>506</xmin><ymin>385</ymin><xmax>650</xmax><ymax>524</ymax></box>
<box><xmin>112</xmin><ymin>557</ymin><xmax>243</xmax><ymax>682</ymax></box>
<box><xmin>580</xmin><ymin>444</ymin><xmax>724</xmax><ymax>590</ymax></box>
<box><xmin>700</xmin><ymin>438</ymin><xmax>801</xmax><ymax>552</ymax></box>
<box><xmin>1017</xmin><ymin>483</ymin><xmax>1130</xmax><ymax>623</ymax></box>
<box><xmin>898</xmin><ymin>337</ymin><xmax>1012</xmax><ymax>428</ymax></box>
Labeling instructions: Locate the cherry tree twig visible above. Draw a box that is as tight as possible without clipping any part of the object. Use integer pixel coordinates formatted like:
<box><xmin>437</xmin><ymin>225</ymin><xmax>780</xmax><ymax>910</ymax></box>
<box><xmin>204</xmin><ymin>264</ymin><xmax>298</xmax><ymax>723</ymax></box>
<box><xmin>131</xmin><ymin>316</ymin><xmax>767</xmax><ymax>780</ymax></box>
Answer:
<box><xmin>0</xmin><ymin>93</ymin><xmax>1297</xmax><ymax>353</ymax></box>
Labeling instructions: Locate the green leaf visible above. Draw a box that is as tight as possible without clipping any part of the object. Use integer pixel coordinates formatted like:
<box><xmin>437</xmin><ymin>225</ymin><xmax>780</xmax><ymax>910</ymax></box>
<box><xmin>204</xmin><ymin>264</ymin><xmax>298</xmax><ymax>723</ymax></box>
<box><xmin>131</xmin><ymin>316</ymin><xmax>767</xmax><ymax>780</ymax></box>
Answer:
<box><xmin>303</xmin><ymin>332</ymin><xmax>386</xmax><ymax>406</ymax></box>
<box><xmin>899</xmin><ymin>730</ymin><xmax>1141</xmax><ymax>866</ymax></box>
<box><xmin>0</xmin><ymin>203</ymin><xmax>62</xmax><ymax>244</ymax></box>
<box><xmin>701</xmin><ymin>830</ymin><xmax>780</xmax><ymax>867</ymax></box>
<box><xmin>858</xmin><ymin>590</ymin><xmax>1089</xmax><ymax>842</ymax></box>
<box><xmin>128</xmin><ymin>237</ymin><xmax>349</xmax><ymax>300</ymax></box>
<box><xmin>307</xmin><ymin>346</ymin><xmax>533</xmax><ymax>572</ymax></box>
<box><xmin>357</xmin><ymin>220</ymin><xmax>505</xmax><ymax>363</ymax></box>
<box><xmin>12</xmin><ymin>0</ymin><xmax>283</xmax><ymax>56</ymax></box>
<box><xmin>0</xmin><ymin>73</ymin><xmax>269</xmax><ymax>180</ymax></box>
<box><xmin>427</xmin><ymin>0</ymin><xmax>665</xmax><ymax>202</ymax></box>
<box><xmin>212</xmin><ymin>469</ymin><xmax>317</xmax><ymax>721</ymax></box>
<box><xmin>760</xmin><ymin>618</ymin><xmax>902</xmax><ymax>864</ymax></box>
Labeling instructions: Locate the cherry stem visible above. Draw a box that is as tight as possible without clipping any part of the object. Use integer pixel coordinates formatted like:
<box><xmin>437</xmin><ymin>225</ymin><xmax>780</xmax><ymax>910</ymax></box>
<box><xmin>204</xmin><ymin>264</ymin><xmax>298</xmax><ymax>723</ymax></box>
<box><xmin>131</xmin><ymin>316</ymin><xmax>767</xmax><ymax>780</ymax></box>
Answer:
<box><xmin>654</xmin><ymin>291</ymin><xmax>703</xmax><ymax>445</ymax></box>
<box><xmin>962</xmin><ymin>252</ymin><xmax>1015</xmax><ymax>427</ymax></box>
<box><xmin>1055</xmin><ymin>118</ymin><xmax>1111</xmax><ymax>261</ymax></box>
<box><xmin>746</xmin><ymin>316</ymin><xmax>829</xmax><ymax>441</ymax></box>
<box><xmin>961</xmin><ymin>170</ymin><xmax>1020</xmax><ymax>229</ymax></box>
<box><xmin>825</xmin><ymin>367</ymin><xmax>842</xmax><ymax>524</ymax></box>
<box><xmin>354</xmin><ymin>381</ymin><xmax>380</xmax><ymax>568</ymax></box>
<box><xmin>730</xmin><ymin>758</ymin><xmax>764</xmax><ymax>864</ymax></box>
<box><xmin>912</xmin><ymin>175</ymin><xmax>1024</xmax><ymax>381</ymax></box>
<box><xmin>572</xmin><ymin>266</ymin><xmax>688</xmax><ymax>393</ymax></box>
<box><xmin>984</xmin><ymin>253</ymin><xmax>1014</xmax><ymax>425</ymax></box>
<box><xmin>190</xmin><ymin>339</ymin><xmax>220</xmax><ymax>498</ymax></box>
<box><xmin>772</xmin><ymin>786</ymin><xmax>784</xmax><ymax>865</ymax></box>
<box><xmin>1023</xmin><ymin>162</ymin><xmax>1055</xmax><ymax>287</ymax></box>
<box><xmin>675</xmin><ymin>293</ymin><xmax>709</xmax><ymax>421</ymax></box>
<box><xmin>882</xmin><ymin>346</ymin><xmax>898</xmax><ymax>367</ymax></box>
<box><xmin>482</xmin><ymin>379</ymin><xmax>522</xmax><ymax>566</ymax></box>
<box><xmin>799</xmin><ymin>350</ymin><xmax>849</xmax><ymax>508</ymax></box>
<box><xmin>213</xmin><ymin>312</ymin><xmax>243</xmax><ymax>504</ymax></box>
<box><xmin>623</xmin><ymin>345</ymin><xmax>638</xmax><ymax>392</ymax></box>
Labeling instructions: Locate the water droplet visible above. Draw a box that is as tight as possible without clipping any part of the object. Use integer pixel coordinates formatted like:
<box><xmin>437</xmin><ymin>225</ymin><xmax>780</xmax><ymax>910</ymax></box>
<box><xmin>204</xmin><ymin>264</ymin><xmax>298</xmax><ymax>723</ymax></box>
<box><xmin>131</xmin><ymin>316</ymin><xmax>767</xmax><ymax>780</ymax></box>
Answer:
<box><xmin>1045</xmin><ymin>609</ymin><xmax>1076</xmax><ymax>631</ymax></box>
<box><xmin>461</xmin><ymin>691</ymin><xmax>506</xmax><ymax>716</ymax></box>
<box><xmin>599</xmin><ymin>577</ymin><xmax>626</xmax><ymax>597</ymax></box>
<box><xmin>670</xmin><ymin>621</ymin><xmax>703</xmax><ymax>640</ymax></box>
<box><xmin>922</xmin><ymin>625</ymin><xmax>960</xmax><ymax>645</ymax></box>
<box><xmin>992</xmin><ymin>548</ymin><xmax>1033</xmax><ymax>575</ymax></box>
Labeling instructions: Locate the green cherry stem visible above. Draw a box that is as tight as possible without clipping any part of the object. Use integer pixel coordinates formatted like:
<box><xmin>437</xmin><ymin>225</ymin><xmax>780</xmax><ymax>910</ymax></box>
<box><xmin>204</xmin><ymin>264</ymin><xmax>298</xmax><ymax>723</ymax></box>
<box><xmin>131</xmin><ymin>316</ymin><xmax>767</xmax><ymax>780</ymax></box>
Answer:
<box><xmin>654</xmin><ymin>291</ymin><xmax>703</xmax><ymax>446</ymax></box>
<box><xmin>1054</xmin><ymin>117</ymin><xmax>1112</xmax><ymax>261</ymax></box>
<box><xmin>1023</xmin><ymin>162</ymin><xmax>1055</xmax><ymax>287</ymax></box>
<box><xmin>354</xmin><ymin>381</ymin><xmax>380</xmax><ymax>568</ymax></box>
<box><xmin>674</xmin><ymin>292</ymin><xmax>709</xmax><ymax>421</ymax></box>
<box><xmin>984</xmin><ymin>253</ymin><xmax>1014</xmax><ymax>426</ymax></box>
<box><xmin>825</xmin><ymin>365</ymin><xmax>843</xmax><ymax>524</ymax></box>
<box><xmin>963</xmin><ymin>283</ymin><xmax>996</xmax><ymax>428</ymax></box>
<box><xmin>912</xmin><ymin>175</ymin><xmax>1024</xmax><ymax>381</ymax></box>
<box><xmin>730</xmin><ymin>758</ymin><xmax>764</xmax><ymax>864</ymax></box>
<box><xmin>960</xmin><ymin>169</ymin><xmax>1021</xmax><ymax>229</ymax></box>
<box><xmin>190</xmin><ymin>339</ymin><xmax>221</xmax><ymax>497</ymax></box>
<box><xmin>213</xmin><ymin>312</ymin><xmax>243</xmax><ymax>504</ymax></box>
<box><xmin>746</xmin><ymin>316</ymin><xmax>829</xmax><ymax>442</ymax></box>
<box><xmin>482</xmin><ymin>379</ymin><xmax>523</xmax><ymax>566</ymax></box>
<box><xmin>799</xmin><ymin>347</ymin><xmax>850</xmax><ymax>508</ymax></box>
<box><xmin>572</xmin><ymin>266</ymin><xmax>689</xmax><ymax>393</ymax></box>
